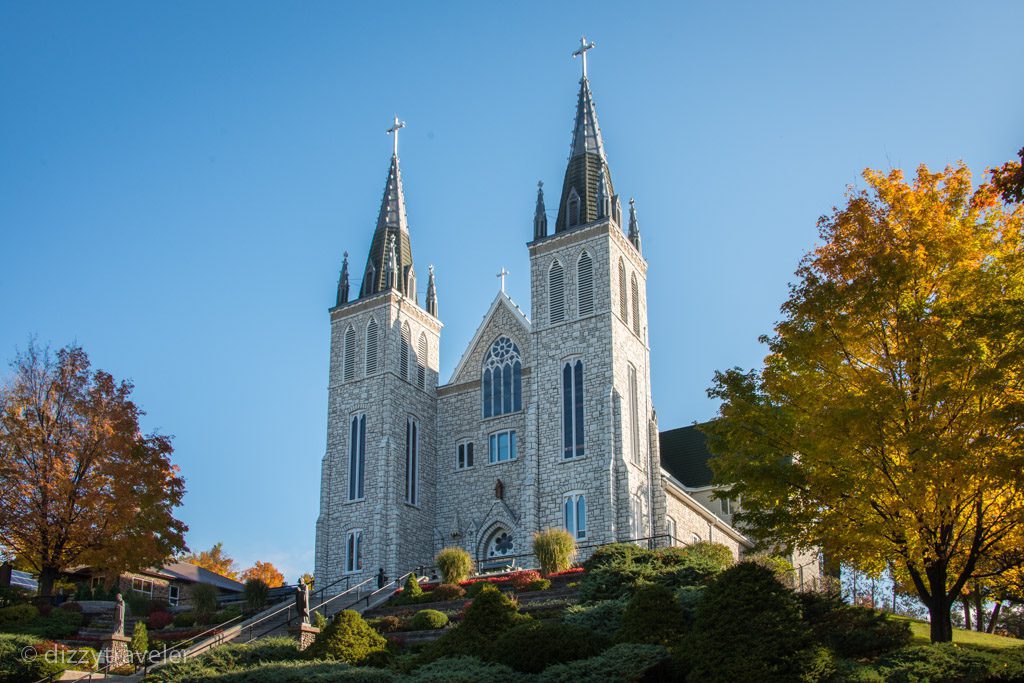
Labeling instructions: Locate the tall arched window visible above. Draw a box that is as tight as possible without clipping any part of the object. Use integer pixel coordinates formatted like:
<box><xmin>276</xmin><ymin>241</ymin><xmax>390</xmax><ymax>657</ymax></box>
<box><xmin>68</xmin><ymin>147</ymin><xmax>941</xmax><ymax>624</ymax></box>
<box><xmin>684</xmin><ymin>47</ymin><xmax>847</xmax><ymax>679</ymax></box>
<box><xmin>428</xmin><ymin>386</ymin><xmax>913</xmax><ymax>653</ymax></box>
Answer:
<box><xmin>348</xmin><ymin>413</ymin><xmax>365</xmax><ymax>501</ymax></box>
<box><xmin>344</xmin><ymin>529</ymin><xmax>362</xmax><ymax>573</ymax></box>
<box><xmin>618</xmin><ymin>258</ymin><xmax>628</xmax><ymax>322</ymax></box>
<box><xmin>405</xmin><ymin>416</ymin><xmax>419</xmax><ymax>505</ymax></box>
<box><xmin>562</xmin><ymin>359</ymin><xmax>585</xmax><ymax>459</ymax></box>
<box><xmin>365</xmin><ymin>318</ymin><xmax>379</xmax><ymax>375</ymax></box>
<box><xmin>577</xmin><ymin>251</ymin><xmax>594</xmax><ymax>316</ymax></box>
<box><xmin>417</xmin><ymin>333</ymin><xmax>428</xmax><ymax>390</ymax></box>
<box><xmin>630</xmin><ymin>273</ymin><xmax>641</xmax><ymax>336</ymax></box>
<box><xmin>564</xmin><ymin>492</ymin><xmax>587</xmax><ymax>540</ymax></box>
<box><xmin>628</xmin><ymin>363</ymin><xmax>641</xmax><ymax>465</ymax></box>
<box><xmin>400</xmin><ymin>322</ymin><xmax>411</xmax><ymax>381</ymax></box>
<box><xmin>343</xmin><ymin>325</ymin><xmax>356</xmax><ymax>382</ymax></box>
<box><xmin>549</xmin><ymin>260</ymin><xmax>565</xmax><ymax>324</ymax></box>
<box><xmin>482</xmin><ymin>337</ymin><xmax>522</xmax><ymax>417</ymax></box>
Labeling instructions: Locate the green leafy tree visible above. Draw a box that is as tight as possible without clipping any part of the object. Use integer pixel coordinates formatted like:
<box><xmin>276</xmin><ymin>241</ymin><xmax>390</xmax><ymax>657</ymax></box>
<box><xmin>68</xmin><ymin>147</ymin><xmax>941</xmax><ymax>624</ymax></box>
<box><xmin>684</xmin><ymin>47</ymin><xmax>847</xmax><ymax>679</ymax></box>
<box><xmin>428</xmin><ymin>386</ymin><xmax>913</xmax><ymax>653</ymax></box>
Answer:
<box><xmin>704</xmin><ymin>164</ymin><xmax>1024</xmax><ymax>642</ymax></box>
<box><xmin>0</xmin><ymin>343</ymin><xmax>187</xmax><ymax>597</ymax></box>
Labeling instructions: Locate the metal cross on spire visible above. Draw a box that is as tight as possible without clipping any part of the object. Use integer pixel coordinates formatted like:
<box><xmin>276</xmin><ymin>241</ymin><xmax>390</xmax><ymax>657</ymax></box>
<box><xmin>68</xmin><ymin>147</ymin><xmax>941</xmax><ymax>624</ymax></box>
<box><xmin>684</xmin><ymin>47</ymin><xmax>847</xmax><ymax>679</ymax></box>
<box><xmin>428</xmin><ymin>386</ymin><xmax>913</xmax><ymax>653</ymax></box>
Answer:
<box><xmin>497</xmin><ymin>267</ymin><xmax>510</xmax><ymax>292</ymax></box>
<box><xmin>386</xmin><ymin>116</ymin><xmax>406</xmax><ymax>157</ymax></box>
<box><xmin>572</xmin><ymin>36</ymin><xmax>596</xmax><ymax>79</ymax></box>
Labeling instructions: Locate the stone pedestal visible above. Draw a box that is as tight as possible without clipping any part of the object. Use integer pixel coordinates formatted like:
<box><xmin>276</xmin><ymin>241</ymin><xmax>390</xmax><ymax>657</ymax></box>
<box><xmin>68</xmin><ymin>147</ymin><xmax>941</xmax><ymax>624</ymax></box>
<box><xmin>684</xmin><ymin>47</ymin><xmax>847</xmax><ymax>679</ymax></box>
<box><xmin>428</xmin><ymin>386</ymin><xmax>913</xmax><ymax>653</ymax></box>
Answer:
<box><xmin>290</xmin><ymin>623</ymin><xmax>320</xmax><ymax>651</ymax></box>
<box><xmin>99</xmin><ymin>633</ymin><xmax>132</xmax><ymax>668</ymax></box>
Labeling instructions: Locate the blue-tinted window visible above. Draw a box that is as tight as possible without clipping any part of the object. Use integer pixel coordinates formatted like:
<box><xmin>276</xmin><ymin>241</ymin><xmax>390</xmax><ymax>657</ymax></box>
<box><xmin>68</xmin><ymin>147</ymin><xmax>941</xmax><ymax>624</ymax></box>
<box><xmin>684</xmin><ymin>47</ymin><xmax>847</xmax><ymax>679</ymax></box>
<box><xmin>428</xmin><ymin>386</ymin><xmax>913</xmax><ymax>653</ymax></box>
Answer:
<box><xmin>348</xmin><ymin>414</ymin><xmax>365</xmax><ymax>501</ymax></box>
<box><xmin>563</xmin><ymin>360</ymin><xmax>585</xmax><ymax>459</ymax></box>
<box><xmin>482</xmin><ymin>337</ymin><xmax>523</xmax><ymax>417</ymax></box>
<box><xmin>488</xmin><ymin>429</ymin><xmax>517</xmax><ymax>463</ymax></box>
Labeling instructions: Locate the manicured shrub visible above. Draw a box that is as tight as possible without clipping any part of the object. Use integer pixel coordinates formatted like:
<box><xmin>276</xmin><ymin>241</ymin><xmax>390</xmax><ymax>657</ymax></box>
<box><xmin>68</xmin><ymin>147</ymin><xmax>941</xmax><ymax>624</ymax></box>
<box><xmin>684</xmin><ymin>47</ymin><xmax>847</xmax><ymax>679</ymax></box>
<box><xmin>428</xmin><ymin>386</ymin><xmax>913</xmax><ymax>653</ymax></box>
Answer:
<box><xmin>313</xmin><ymin>610</ymin><xmax>328</xmax><ymax>630</ymax></box>
<box><xmin>190</xmin><ymin>583</ymin><xmax>219</xmax><ymax>623</ymax></box>
<box><xmin>428</xmin><ymin>583</ymin><xmax>465</xmax><ymax>602</ymax></box>
<box><xmin>616</xmin><ymin>583</ymin><xmax>686</xmax><ymax>645</ymax></box>
<box><xmin>807</xmin><ymin>601</ymin><xmax>911</xmax><ymax>658</ymax></box>
<box><xmin>533</xmin><ymin>529</ymin><xmax>576</xmax><ymax>576</ymax></box>
<box><xmin>147</xmin><ymin>610</ymin><xmax>174</xmax><ymax>630</ymax></box>
<box><xmin>563</xmin><ymin>597</ymin><xmax>628</xmax><ymax>640</ymax></box>
<box><xmin>490</xmin><ymin>621</ymin><xmax>605</xmax><ymax>673</ymax></box>
<box><xmin>435</xmin><ymin>547</ymin><xmax>474</xmax><ymax>585</ymax></box>
<box><xmin>172</xmin><ymin>611</ymin><xmax>196</xmax><ymax>628</ymax></box>
<box><xmin>130</xmin><ymin>621</ymin><xmax>149</xmax><ymax>656</ymax></box>
<box><xmin>410</xmin><ymin>610</ymin><xmax>449</xmax><ymax>630</ymax></box>
<box><xmin>28</xmin><ymin>608</ymin><xmax>83</xmax><ymax>638</ymax></box>
<box><xmin>524</xmin><ymin>578</ymin><xmax>551</xmax><ymax>591</ymax></box>
<box><xmin>577</xmin><ymin>562</ymin><xmax>661</xmax><ymax>602</ymax></box>
<box><xmin>536</xmin><ymin>643</ymin><xmax>671</xmax><ymax>683</ymax></box>
<box><xmin>369</xmin><ymin>615</ymin><xmax>403</xmax><ymax>633</ymax></box>
<box><xmin>462</xmin><ymin>582</ymin><xmax>488</xmax><ymax>599</ymax></box>
<box><xmin>688</xmin><ymin>562</ymin><xmax>815</xmax><ymax>683</ymax></box>
<box><xmin>425</xmin><ymin>584</ymin><xmax>529</xmax><ymax>661</ymax></box>
<box><xmin>214</xmin><ymin>606</ymin><xmax>243</xmax><ymax>624</ymax></box>
<box><xmin>873</xmin><ymin>643</ymin><xmax>1024</xmax><ymax>683</ymax></box>
<box><xmin>404</xmin><ymin>574</ymin><xmax>424</xmax><ymax>599</ymax></box>
<box><xmin>0</xmin><ymin>603</ymin><xmax>39</xmax><ymax>625</ymax></box>
<box><xmin>656</xmin><ymin>541</ymin><xmax>735</xmax><ymax>587</ymax></box>
<box><xmin>304</xmin><ymin>609</ymin><xmax>387</xmax><ymax>665</ymax></box>
<box><xmin>245</xmin><ymin>578</ymin><xmax>270</xmax><ymax>611</ymax></box>
<box><xmin>404</xmin><ymin>656</ymin><xmax>519</xmax><ymax>683</ymax></box>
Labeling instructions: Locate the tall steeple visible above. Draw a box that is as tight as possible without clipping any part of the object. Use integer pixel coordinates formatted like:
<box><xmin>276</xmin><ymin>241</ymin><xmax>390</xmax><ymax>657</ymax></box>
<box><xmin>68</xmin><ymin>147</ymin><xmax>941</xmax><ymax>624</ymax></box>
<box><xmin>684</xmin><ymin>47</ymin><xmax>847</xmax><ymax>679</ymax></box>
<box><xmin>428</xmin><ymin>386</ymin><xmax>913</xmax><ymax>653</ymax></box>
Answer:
<box><xmin>533</xmin><ymin>181</ymin><xmax>548</xmax><ymax>239</ymax></box>
<box><xmin>555</xmin><ymin>37</ymin><xmax>617</xmax><ymax>233</ymax></box>
<box><xmin>360</xmin><ymin>117</ymin><xmax>416</xmax><ymax>298</ymax></box>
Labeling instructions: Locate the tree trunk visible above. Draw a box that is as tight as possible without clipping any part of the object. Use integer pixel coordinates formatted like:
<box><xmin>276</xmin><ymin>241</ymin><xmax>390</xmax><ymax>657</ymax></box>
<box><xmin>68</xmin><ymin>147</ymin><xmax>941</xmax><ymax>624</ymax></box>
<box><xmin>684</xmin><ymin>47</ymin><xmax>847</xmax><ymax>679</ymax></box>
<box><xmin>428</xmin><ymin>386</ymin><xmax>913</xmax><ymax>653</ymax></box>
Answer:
<box><xmin>987</xmin><ymin>601</ymin><xmax>1002</xmax><ymax>634</ymax></box>
<box><xmin>973</xmin><ymin>589</ymin><xmax>984</xmax><ymax>632</ymax></box>
<box><xmin>36</xmin><ymin>565</ymin><xmax>59</xmax><ymax>600</ymax></box>
<box><xmin>962</xmin><ymin>598</ymin><xmax>972</xmax><ymax>630</ymax></box>
<box><xmin>930</xmin><ymin>595</ymin><xmax>955</xmax><ymax>642</ymax></box>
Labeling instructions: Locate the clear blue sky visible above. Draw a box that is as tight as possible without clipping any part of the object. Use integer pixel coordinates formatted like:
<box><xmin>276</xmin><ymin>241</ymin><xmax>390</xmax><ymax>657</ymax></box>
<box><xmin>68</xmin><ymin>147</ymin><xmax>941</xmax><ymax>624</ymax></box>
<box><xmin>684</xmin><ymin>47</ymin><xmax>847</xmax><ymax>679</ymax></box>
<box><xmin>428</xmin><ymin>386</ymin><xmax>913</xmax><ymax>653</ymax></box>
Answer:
<box><xmin>2</xmin><ymin>1</ymin><xmax>1021</xmax><ymax>581</ymax></box>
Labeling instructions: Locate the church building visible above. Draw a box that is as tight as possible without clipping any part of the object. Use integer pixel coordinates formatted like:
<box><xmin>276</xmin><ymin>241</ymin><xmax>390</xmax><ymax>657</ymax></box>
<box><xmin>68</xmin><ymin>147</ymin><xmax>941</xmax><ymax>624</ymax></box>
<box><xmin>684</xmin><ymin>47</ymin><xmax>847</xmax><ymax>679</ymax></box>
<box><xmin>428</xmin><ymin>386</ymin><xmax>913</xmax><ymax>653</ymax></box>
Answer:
<box><xmin>314</xmin><ymin>42</ymin><xmax>816</xmax><ymax>589</ymax></box>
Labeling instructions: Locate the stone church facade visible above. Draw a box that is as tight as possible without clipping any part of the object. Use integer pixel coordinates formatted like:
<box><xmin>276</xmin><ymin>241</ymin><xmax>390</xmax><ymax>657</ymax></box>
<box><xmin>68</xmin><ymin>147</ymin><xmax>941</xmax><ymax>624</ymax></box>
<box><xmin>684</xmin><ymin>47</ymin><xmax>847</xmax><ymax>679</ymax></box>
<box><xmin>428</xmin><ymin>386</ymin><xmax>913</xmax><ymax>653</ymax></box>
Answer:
<box><xmin>314</xmin><ymin>51</ymin><xmax>818</xmax><ymax>590</ymax></box>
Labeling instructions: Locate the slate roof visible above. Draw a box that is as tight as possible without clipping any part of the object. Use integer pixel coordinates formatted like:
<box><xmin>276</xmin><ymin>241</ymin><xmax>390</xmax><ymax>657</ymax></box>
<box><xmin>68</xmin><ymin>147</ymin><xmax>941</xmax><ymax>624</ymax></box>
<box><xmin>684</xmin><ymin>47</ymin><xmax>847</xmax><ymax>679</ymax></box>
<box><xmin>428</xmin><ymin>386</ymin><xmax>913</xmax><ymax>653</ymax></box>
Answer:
<box><xmin>360</xmin><ymin>153</ymin><xmax>415</xmax><ymax>298</ymax></box>
<box><xmin>659</xmin><ymin>423</ymin><xmax>717</xmax><ymax>488</ymax></box>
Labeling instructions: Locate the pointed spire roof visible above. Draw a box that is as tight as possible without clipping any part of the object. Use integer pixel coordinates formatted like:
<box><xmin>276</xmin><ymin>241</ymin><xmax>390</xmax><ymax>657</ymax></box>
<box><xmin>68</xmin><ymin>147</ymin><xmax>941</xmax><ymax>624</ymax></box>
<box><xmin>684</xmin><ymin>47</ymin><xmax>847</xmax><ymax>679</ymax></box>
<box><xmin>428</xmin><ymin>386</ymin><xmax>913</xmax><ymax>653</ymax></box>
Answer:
<box><xmin>554</xmin><ymin>42</ymin><xmax>615</xmax><ymax>234</ymax></box>
<box><xmin>336</xmin><ymin>251</ymin><xmax>350</xmax><ymax>306</ymax></box>
<box><xmin>534</xmin><ymin>181</ymin><xmax>548</xmax><ymax>239</ymax></box>
<box><xmin>360</xmin><ymin>148</ymin><xmax>415</xmax><ymax>298</ymax></box>
<box><xmin>628</xmin><ymin>197</ymin><xmax>642</xmax><ymax>253</ymax></box>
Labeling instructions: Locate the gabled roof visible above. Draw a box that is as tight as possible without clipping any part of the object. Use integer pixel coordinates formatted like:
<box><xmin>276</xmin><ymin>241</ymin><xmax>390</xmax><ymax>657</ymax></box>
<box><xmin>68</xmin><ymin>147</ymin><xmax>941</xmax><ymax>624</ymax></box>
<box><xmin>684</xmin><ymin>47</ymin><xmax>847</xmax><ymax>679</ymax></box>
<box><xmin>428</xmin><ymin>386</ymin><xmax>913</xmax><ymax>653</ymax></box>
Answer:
<box><xmin>659</xmin><ymin>423</ymin><xmax>716</xmax><ymax>488</ymax></box>
<box><xmin>447</xmin><ymin>291</ymin><xmax>531</xmax><ymax>385</ymax></box>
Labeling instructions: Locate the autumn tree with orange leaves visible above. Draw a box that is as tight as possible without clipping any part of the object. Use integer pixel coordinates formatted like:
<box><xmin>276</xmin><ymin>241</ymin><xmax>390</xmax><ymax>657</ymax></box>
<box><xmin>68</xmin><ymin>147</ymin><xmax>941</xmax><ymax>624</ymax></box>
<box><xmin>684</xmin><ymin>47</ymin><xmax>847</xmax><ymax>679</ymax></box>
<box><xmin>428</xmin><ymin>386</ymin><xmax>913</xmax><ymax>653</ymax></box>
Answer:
<box><xmin>180</xmin><ymin>542</ymin><xmax>238</xmax><ymax>579</ymax></box>
<box><xmin>241</xmin><ymin>560</ymin><xmax>284</xmax><ymax>588</ymax></box>
<box><xmin>705</xmin><ymin>163</ymin><xmax>1024</xmax><ymax>643</ymax></box>
<box><xmin>0</xmin><ymin>343</ymin><xmax>188</xmax><ymax>597</ymax></box>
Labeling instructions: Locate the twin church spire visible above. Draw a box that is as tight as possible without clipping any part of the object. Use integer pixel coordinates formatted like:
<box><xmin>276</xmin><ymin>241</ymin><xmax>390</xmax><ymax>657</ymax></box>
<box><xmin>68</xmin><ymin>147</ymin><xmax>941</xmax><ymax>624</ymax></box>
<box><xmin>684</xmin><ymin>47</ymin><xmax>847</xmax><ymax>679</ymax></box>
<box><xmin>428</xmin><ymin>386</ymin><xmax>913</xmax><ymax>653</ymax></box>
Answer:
<box><xmin>336</xmin><ymin>36</ymin><xmax>642</xmax><ymax>309</ymax></box>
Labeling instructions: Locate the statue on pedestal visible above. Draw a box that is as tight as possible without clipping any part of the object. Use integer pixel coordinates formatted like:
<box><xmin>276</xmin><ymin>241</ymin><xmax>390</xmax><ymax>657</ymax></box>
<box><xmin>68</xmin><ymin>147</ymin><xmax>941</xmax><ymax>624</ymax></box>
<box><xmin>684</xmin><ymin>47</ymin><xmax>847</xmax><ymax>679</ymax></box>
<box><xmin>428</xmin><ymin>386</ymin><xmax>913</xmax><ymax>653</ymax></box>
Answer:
<box><xmin>113</xmin><ymin>593</ymin><xmax>126</xmax><ymax>636</ymax></box>
<box><xmin>295</xmin><ymin>582</ymin><xmax>310</xmax><ymax>625</ymax></box>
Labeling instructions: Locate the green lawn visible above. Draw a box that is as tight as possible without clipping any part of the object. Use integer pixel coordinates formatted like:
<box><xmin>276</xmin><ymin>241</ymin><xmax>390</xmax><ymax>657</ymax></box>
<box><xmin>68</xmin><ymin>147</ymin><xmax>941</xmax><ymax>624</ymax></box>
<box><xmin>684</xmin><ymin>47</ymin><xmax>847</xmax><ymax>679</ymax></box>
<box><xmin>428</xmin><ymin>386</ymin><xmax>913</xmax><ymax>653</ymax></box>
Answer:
<box><xmin>892</xmin><ymin>616</ymin><xmax>1024</xmax><ymax>649</ymax></box>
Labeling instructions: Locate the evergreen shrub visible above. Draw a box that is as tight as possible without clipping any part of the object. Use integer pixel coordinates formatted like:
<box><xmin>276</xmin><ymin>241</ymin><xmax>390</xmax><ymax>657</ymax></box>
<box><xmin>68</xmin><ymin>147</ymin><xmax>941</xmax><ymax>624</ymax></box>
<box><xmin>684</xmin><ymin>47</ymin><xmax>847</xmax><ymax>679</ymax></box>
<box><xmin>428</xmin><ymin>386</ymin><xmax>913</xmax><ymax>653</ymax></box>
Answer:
<box><xmin>131</xmin><ymin>621</ymin><xmax>149</xmax><ymax>656</ymax></box>
<box><xmin>688</xmin><ymin>562</ymin><xmax>815</xmax><ymax>683</ymax></box>
<box><xmin>172</xmin><ymin>611</ymin><xmax>196</xmax><ymax>628</ymax></box>
<box><xmin>409</xmin><ymin>610</ymin><xmax>448</xmax><ymax>630</ymax></box>
<box><xmin>536</xmin><ymin>643</ymin><xmax>671</xmax><ymax>683</ymax></box>
<box><xmin>304</xmin><ymin>609</ymin><xmax>387</xmax><ymax>665</ymax></box>
<box><xmin>806</xmin><ymin>601</ymin><xmax>912</xmax><ymax>658</ymax></box>
<box><xmin>369</xmin><ymin>615</ymin><xmax>403</xmax><ymax>633</ymax></box>
<box><xmin>0</xmin><ymin>604</ymin><xmax>38</xmax><ymax>625</ymax></box>
<box><xmin>563</xmin><ymin>597</ymin><xmax>628</xmax><ymax>640</ymax></box>
<box><xmin>404</xmin><ymin>656</ymin><xmax>520</xmax><ymax>683</ymax></box>
<box><xmin>427</xmin><ymin>584</ymin><xmax>465</xmax><ymax>602</ymax></box>
<box><xmin>425</xmin><ymin>584</ymin><xmax>529</xmax><ymax>661</ymax></box>
<box><xmin>190</xmin><ymin>584</ymin><xmax>219</xmax><ymax>623</ymax></box>
<box><xmin>873</xmin><ymin>643</ymin><xmax>1024</xmax><ymax>683</ymax></box>
<box><xmin>147</xmin><ymin>610</ymin><xmax>174</xmax><ymax>630</ymax></box>
<box><xmin>245</xmin><ymin>579</ymin><xmax>269</xmax><ymax>611</ymax></box>
<box><xmin>616</xmin><ymin>583</ymin><xmax>686</xmax><ymax>645</ymax></box>
<box><xmin>490</xmin><ymin>621</ymin><xmax>605</xmax><ymax>673</ymax></box>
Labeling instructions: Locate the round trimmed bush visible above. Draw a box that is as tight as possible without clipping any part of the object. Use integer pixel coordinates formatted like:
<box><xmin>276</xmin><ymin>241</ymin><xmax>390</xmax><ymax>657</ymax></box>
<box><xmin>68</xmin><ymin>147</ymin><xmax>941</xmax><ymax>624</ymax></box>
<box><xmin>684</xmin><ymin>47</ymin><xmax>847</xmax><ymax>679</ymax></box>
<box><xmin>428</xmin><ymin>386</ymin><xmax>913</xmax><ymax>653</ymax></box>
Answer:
<box><xmin>688</xmin><ymin>562</ymin><xmax>815</xmax><ymax>682</ymax></box>
<box><xmin>435</xmin><ymin>547</ymin><xmax>474</xmax><ymax>584</ymax></box>
<box><xmin>0</xmin><ymin>603</ymin><xmax>39</xmax><ymax>625</ymax></box>
<box><xmin>304</xmin><ymin>609</ymin><xmax>387</xmax><ymax>664</ymax></box>
<box><xmin>806</xmin><ymin>600</ymin><xmax>911</xmax><ymax>658</ymax></box>
<box><xmin>616</xmin><ymin>583</ymin><xmax>686</xmax><ymax>645</ymax></box>
<box><xmin>490</xmin><ymin>621</ymin><xmax>605</xmax><ymax>673</ymax></box>
<box><xmin>426</xmin><ymin>584</ymin><xmax>529</xmax><ymax>661</ymax></box>
<box><xmin>410</xmin><ymin>609</ymin><xmax>449</xmax><ymax>630</ymax></box>
<box><xmin>370</xmin><ymin>615</ymin><xmax>403</xmax><ymax>633</ymax></box>
<box><xmin>532</xmin><ymin>528</ymin><xmax>576</xmax><ymax>576</ymax></box>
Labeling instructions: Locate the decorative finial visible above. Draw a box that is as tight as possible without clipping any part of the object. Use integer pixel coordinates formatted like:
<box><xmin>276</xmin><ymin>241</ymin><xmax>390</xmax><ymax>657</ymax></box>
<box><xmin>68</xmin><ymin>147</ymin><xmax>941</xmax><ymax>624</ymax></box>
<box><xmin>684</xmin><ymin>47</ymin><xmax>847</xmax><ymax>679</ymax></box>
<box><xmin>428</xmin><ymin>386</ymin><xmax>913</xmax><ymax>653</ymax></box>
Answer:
<box><xmin>572</xmin><ymin>36</ymin><xmax>596</xmax><ymax>79</ymax></box>
<box><xmin>497</xmin><ymin>267</ymin><xmax>510</xmax><ymax>293</ymax></box>
<box><xmin>534</xmin><ymin>181</ymin><xmax>548</xmax><ymax>239</ymax></box>
<box><xmin>426</xmin><ymin>264</ymin><xmax>438</xmax><ymax>317</ymax></box>
<box><xmin>386</xmin><ymin>116</ymin><xmax>406</xmax><ymax>157</ymax></box>
<box><xmin>628</xmin><ymin>197</ymin><xmax>642</xmax><ymax>253</ymax></box>
<box><xmin>337</xmin><ymin>251</ymin><xmax>350</xmax><ymax>305</ymax></box>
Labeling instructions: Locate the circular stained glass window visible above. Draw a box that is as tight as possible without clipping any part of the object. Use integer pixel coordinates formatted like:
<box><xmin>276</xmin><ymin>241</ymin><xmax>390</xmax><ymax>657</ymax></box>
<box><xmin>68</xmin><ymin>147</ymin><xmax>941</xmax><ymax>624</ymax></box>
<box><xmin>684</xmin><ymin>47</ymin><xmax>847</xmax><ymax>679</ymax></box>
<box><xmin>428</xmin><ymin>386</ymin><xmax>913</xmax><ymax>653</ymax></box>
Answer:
<box><xmin>487</xmin><ymin>530</ymin><xmax>514</xmax><ymax>557</ymax></box>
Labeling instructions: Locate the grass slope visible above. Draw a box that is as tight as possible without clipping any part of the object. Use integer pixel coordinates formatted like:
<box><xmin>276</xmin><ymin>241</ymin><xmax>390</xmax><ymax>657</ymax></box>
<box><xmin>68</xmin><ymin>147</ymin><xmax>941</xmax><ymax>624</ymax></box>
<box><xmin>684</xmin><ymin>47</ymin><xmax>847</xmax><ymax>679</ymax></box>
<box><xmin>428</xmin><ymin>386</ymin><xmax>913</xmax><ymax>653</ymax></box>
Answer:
<box><xmin>892</xmin><ymin>617</ymin><xmax>1024</xmax><ymax>649</ymax></box>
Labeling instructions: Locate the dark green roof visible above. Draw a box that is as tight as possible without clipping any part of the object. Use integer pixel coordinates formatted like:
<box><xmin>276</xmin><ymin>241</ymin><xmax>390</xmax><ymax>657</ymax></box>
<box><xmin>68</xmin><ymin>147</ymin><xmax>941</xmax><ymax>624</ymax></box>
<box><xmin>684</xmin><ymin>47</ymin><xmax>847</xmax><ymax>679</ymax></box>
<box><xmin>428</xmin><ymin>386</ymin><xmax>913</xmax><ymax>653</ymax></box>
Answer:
<box><xmin>659</xmin><ymin>423</ymin><xmax>716</xmax><ymax>488</ymax></box>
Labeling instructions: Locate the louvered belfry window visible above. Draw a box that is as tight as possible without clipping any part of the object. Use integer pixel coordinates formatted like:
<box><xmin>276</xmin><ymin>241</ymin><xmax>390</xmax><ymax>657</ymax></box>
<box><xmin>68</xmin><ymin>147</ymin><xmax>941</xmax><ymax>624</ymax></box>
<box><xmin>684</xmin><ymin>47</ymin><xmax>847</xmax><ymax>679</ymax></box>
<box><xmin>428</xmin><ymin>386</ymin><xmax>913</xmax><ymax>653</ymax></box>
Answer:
<box><xmin>618</xmin><ymin>258</ymin><xmax>628</xmax><ymax>322</ymax></box>
<box><xmin>577</xmin><ymin>251</ymin><xmax>594</xmax><ymax>317</ymax></box>
<box><xmin>400</xmin><ymin>322</ymin><xmax>411</xmax><ymax>380</ymax></box>
<box><xmin>343</xmin><ymin>325</ymin><xmax>356</xmax><ymax>381</ymax></box>
<box><xmin>549</xmin><ymin>260</ymin><xmax>565</xmax><ymax>324</ymax></box>
<box><xmin>631</xmin><ymin>273</ymin><xmax>641</xmax><ymax>336</ymax></box>
<box><xmin>365</xmin><ymin>318</ymin><xmax>379</xmax><ymax>375</ymax></box>
<box><xmin>417</xmin><ymin>333</ymin><xmax>428</xmax><ymax>389</ymax></box>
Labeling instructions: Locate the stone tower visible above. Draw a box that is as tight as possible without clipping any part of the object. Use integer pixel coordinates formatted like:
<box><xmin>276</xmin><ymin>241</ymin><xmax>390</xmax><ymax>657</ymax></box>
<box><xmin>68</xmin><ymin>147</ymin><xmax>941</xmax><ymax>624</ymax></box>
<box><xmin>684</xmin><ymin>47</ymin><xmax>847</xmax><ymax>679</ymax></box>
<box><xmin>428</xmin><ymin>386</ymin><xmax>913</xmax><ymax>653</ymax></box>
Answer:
<box><xmin>527</xmin><ymin>39</ymin><xmax>665</xmax><ymax>547</ymax></box>
<box><xmin>314</xmin><ymin>126</ymin><xmax>442</xmax><ymax>589</ymax></box>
